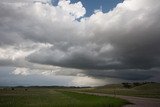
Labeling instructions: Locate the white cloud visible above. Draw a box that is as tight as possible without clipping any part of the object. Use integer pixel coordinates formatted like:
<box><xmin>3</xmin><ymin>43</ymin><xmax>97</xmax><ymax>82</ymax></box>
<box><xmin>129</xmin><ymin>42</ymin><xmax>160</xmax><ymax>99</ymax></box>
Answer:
<box><xmin>58</xmin><ymin>0</ymin><xmax>86</xmax><ymax>19</ymax></box>
<box><xmin>13</xmin><ymin>67</ymin><xmax>29</xmax><ymax>76</ymax></box>
<box><xmin>0</xmin><ymin>43</ymin><xmax>52</xmax><ymax>62</ymax></box>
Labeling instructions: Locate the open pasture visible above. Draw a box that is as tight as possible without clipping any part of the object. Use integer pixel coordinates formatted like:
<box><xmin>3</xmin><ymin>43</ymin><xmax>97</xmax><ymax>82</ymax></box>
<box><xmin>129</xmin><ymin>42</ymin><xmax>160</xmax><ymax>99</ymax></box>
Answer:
<box><xmin>0</xmin><ymin>88</ymin><xmax>129</xmax><ymax>107</ymax></box>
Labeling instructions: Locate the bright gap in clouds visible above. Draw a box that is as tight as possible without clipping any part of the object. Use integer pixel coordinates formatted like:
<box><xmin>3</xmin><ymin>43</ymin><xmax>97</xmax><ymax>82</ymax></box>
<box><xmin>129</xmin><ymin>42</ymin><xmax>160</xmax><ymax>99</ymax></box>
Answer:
<box><xmin>0</xmin><ymin>0</ymin><xmax>160</xmax><ymax>86</ymax></box>
<box><xmin>70</xmin><ymin>0</ymin><xmax>124</xmax><ymax>16</ymax></box>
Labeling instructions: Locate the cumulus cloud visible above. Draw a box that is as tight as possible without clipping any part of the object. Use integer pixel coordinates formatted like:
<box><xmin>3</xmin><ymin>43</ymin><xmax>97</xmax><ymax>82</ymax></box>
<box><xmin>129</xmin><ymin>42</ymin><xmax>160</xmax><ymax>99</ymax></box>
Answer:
<box><xmin>58</xmin><ymin>0</ymin><xmax>86</xmax><ymax>19</ymax></box>
<box><xmin>0</xmin><ymin>0</ymin><xmax>160</xmax><ymax>86</ymax></box>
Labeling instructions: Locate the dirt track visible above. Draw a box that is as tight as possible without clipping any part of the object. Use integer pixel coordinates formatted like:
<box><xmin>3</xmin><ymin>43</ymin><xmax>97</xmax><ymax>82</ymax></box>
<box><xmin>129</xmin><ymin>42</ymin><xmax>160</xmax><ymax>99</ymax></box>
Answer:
<box><xmin>79</xmin><ymin>92</ymin><xmax>160</xmax><ymax>107</ymax></box>
<box><xmin>117</xmin><ymin>95</ymin><xmax>160</xmax><ymax>107</ymax></box>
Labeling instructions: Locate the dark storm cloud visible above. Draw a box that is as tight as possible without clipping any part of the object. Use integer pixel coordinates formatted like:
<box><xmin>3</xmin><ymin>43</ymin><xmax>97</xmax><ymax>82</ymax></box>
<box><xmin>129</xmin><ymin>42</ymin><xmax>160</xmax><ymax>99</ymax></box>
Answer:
<box><xmin>85</xmin><ymin>69</ymin><xmax>159</xmax><ymax>80</ymax></box>
<box><xmin>109</xmin><ymin>26</ymin><xmax>160</xmax><ymax>70</ymax></box>
<box><xmin>27</xmin><ymin>46</ymin><xmax>123</xmax><ymax>70</ymax></box>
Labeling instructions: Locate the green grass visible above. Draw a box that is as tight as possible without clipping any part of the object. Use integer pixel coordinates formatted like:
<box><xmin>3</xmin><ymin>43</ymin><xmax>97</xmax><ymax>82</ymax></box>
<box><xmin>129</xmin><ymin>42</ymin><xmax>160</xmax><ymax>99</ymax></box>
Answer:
<box><xmin>78</xmin><ymin>83</ymin><xmax>160</xmax><ymax>99</ymax></box>
<box><xmin>60</xmin><ymin>90</ymin><xmax>129</xmax><ymax>107</ymax></box>
<box><xmin>0</xmin><ymin>88</ymin><xmax>129</xmax><ymax>107</ymax></box>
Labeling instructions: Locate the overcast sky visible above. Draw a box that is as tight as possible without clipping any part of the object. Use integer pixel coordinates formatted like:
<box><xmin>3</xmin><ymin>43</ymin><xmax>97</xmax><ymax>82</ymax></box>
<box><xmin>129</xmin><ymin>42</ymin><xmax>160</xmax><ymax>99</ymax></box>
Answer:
<box><xmin>0</xmin><ymin>0</ymin><xmax>160</xmax><ymax>86</ymax></box>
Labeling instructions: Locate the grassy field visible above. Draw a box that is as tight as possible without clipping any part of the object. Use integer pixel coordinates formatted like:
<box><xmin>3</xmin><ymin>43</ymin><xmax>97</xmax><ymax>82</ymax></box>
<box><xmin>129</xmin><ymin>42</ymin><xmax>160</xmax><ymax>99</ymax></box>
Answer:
<box><xmin>0</xmin><ymin>88</ymin><xmax>129</xmax><ymax>107</ymax></box>
<box><xmin>78</xmin><ymin>83</ymin><xmax>160</xmax><ymax>99</ymax></box>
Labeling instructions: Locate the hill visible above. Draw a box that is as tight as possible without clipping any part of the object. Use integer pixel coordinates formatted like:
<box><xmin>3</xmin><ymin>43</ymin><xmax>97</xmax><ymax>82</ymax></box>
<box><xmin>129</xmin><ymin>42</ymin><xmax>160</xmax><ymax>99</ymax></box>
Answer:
<box><xmin>133</xmin><ymin>83</ymin><xmax>160</xmax><ymax>90</ymax></box>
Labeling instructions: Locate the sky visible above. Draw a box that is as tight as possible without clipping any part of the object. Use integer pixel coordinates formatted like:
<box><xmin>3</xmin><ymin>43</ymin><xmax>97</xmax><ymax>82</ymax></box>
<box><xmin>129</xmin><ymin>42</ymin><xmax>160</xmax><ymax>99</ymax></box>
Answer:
<box><xmin>52</xmin><ymin>0</ymin><xmax>124</xmax><ymax>16</ymax></box>
<box><xmin>0</xmin><ymin>0</ymin><xmax>160</xmax><ymax>86</ymax></box>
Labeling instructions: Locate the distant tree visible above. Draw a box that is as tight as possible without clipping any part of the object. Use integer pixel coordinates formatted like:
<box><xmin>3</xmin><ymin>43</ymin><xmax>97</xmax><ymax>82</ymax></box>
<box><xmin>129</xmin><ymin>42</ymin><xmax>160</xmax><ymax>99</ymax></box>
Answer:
<box><xmin>122</xmin><ymin>83</ymin><xmax>131</xmax><ymax>88</ymax></box>
<box><xmin>133</xmin><ymin>82</ymin><xmax>141</xmax><ymax>87</ymax></box>
<box><xmin>150</xmin><ymin>82</ymin><xmax>156</xmax><ymax>84</ymax></box>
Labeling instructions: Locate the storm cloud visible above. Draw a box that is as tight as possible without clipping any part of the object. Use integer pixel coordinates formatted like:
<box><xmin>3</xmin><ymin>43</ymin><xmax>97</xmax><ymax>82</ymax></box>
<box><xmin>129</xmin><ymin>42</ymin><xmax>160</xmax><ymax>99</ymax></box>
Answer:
<box><xmin>0</xmin><ymin>0</ymin><xmax>160</xmax><ymax>86</ymax></box>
